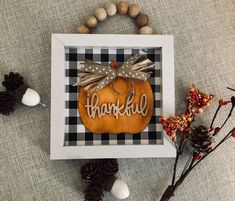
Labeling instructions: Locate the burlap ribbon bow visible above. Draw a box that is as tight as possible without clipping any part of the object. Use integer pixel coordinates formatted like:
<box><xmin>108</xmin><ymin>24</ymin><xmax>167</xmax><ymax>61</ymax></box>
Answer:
<box><xmin>78</xmin><ymin>54</ymin><xmax>155</xmax><ymax>92</ymax></box>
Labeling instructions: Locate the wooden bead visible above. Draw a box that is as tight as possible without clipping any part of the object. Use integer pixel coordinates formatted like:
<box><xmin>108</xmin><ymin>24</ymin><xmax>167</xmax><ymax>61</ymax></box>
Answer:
<box><xmin>135</xmin><ymin>14</ymin><xmax>149</xmax><ymax>27</ymax></box>
<box><xmin>139</xmin><ymin>26</ymin><xmax>153</xmax><ymax>34</ymax></box>
<box><xmin>94</xmin><ymin>7</ymin><xmax>107</xmax><ymax>22</ymax></box>
<box><xmin>104</xmin><ymin>2</ymin><xmax>117</xmax><ymax>16</ymax></box>
<box><xmin>128</xmin><ymin>4</ymin><xmax>141</xmax><ymax>18</ymax></box>
<box><xmin>85</xmin><ymin>16</ymin><xmax>97</xmax><ymax>28</ymax></box>
<box><xmin>116</xmin><ymin>1</ymin><xmax>129</xmax><ymax>15</ymax></box>
<box><xmin>77</xmin><ymin>25</ymin><xmax>90</xmax><ymax>34</ymax></box>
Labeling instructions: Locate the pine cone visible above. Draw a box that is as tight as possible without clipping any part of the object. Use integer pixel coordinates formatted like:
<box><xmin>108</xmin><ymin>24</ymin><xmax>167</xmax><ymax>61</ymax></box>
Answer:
<box><xmin>84</xmin><ymin>183</ymin><xmax>104</xmax><ymax>201</ymax></box>
<box><xmin>2</xmin><ymin>72</ymin><xmax>24</xmax><ymax>91</ymax></box>
<box><xmin>101</xmin><ymin>159</ymin><xmax>119</xmax><ymax>176</ymax></box>
<box><xmin>190</xmin><ymin>125</ymin><xmax>213</xmax><ymax>153</ymax></box>
<box><xmin>80</xmin><ymin>162</ymin><xmax>102</xmax><ymax>183</ymax></box>
<box><xmin>0</xmin><ymin>91</ymin><xmax>16</xmax><ymax>115</ymax></box>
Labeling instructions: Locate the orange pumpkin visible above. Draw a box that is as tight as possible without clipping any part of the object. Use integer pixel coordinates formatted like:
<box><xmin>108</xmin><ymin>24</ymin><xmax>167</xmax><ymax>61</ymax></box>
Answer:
<box><xmin>78</xmin><ymin>78</ymin><xmax>154</xmax><ymax>134</ymax></box>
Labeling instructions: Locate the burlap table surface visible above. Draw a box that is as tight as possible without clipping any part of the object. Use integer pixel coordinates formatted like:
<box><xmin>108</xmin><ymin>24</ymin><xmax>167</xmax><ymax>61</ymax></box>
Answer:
<box><xmin>0</xmin><ymin>0</ymin><xmax>234</xmax><ymax>201</ymax></box>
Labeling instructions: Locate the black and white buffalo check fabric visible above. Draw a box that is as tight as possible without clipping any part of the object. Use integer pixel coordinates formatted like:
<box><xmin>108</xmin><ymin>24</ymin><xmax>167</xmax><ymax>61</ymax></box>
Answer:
<box><xmin>64</xmin><ymin>47</ymin><xmax>163</xmax><ymax>146</ymax></box>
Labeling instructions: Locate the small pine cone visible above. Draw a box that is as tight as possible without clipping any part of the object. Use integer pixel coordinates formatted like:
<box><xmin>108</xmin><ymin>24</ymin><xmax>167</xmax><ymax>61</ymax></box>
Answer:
<box><xmin>0</xmin><ymin>91</ymin><xmax>16</xmax><ymax>115</ymax></box>
<box><xmin>2</xmin><ymin>72</ymin><xmax>24</xmax><ymax>91</ymax></box>
<box><xmin>101</xmin><ymin>159</ymin><xmax>119</xmax><ymax>176</ymax></box>
<box><xmin>80</xmin><ymin>162</ymin><xmax>102</xmax><ymax>183</ymax></box>
<box><xmin>190</xmin><ymin>125</ymin><xmax>213</xmax><ymax>153</ymax></box>
<box><xmin>84</xmin><ymin>183</ymin><xmax>104</xmax><ymax>201</ymax></box>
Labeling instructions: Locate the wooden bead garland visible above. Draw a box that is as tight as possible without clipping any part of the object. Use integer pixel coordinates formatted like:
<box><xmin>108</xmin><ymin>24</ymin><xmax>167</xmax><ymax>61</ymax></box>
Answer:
<box><xmin>85</xmin><ymin>16</ymin><xmax>97</xmax><ymax>29</ymax></box>
<box><xmin>104</xmin><ymin>3</ymin><xmax>117</xmax><ymax>16</ymax></box>
<box><xmin>135</xmin><ymin>13</ymin><xmax>149</xmax><ymax>27</ymax></box>
<box><xmin>77</xmin><ymin>24</ymin><xmax>89</xmax><ymax>34</ymax></box>
<box><xmin>128</xmin><ymin>4</ymin><xmax>141</xmax><ymax>18</ymax></box>
<box><xmin>116</xmin><ymin>1</ymin><xmax>129</xmax><ymax>15</ymax></box>
<box><xmin>95</xmin><ymin>8</ymin><xmax>107</xmax><ymax>21</ymax></box>
<box><xmin>139</xmin><ymin>26</ymin><xmax>153</xmax><ymax>35</ymax></box>
<box><xmin>77</xmin><ymin>1</ymin><xmax>154</xmax><ymax>35</ymax></box>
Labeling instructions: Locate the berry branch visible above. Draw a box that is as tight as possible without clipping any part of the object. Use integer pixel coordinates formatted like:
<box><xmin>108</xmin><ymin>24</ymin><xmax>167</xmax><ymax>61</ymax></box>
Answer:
<box><xmin>159</xmin><ymin>85</ymin><xmax>235</xmax><ymax>201</ymax></box>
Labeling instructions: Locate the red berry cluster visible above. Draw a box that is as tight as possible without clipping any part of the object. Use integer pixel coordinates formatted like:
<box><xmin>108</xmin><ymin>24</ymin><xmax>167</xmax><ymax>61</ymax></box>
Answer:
<box><xmin>187</xmin><ymin>85</ymin><xmax>214</xmax><ymax>115</ymax></box>
<box><xmin>160</xmin><ymin>114</ymin><xmax>193</xmax><ymax>142</ymax></box>
<box><xmin>193</xmin><ymin>152</ymin><xmax>202</xmax><ymax>160</ymax></box>
<box><xmin>177</xmin><ymin>114</ymin><xmax>193</xmax><ymax>139</ymax></box>
<box><xmin>160</xmin><ymin>85</ymin><xmax>214</xmax><ymax>142</ymax></box>
<box><xmin>160</xmin><ymin>116</ymin><xmax>179</xmax><ymax>142</ymax></box>
<box><xmin>219</xmin><ymin>99</ymin><xmax>229</xmax><ymax>106</ymax></box>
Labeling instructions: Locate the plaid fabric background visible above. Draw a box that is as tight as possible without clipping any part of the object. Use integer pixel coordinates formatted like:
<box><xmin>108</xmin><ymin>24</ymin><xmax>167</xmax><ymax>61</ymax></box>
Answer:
<box><xmin>64</xmin><ymin>47</ymin><xmax>162</xmax><ymax>146</ymax></box>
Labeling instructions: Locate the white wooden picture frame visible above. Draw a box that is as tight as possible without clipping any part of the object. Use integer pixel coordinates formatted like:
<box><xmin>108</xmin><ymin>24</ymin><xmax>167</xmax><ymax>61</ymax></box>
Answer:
<box><xmin>51</xmin><ymin>34</ymin><xmax>175</xmax><ymax>159</ymax></box>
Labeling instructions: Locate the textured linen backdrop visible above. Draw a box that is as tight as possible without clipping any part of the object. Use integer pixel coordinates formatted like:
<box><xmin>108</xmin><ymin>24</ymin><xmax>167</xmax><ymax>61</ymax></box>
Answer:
<box><xmin>0</xmin><ymin>0</ymin><xmax>234</xmax><ymax>201</ymax></box>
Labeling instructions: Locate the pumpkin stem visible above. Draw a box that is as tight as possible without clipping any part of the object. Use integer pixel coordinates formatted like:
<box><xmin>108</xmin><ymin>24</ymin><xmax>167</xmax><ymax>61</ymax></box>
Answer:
<box><xmin>110</xmin><ymin>60</ymin><xmax>119</xmax><ymax>70</ymax></box>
